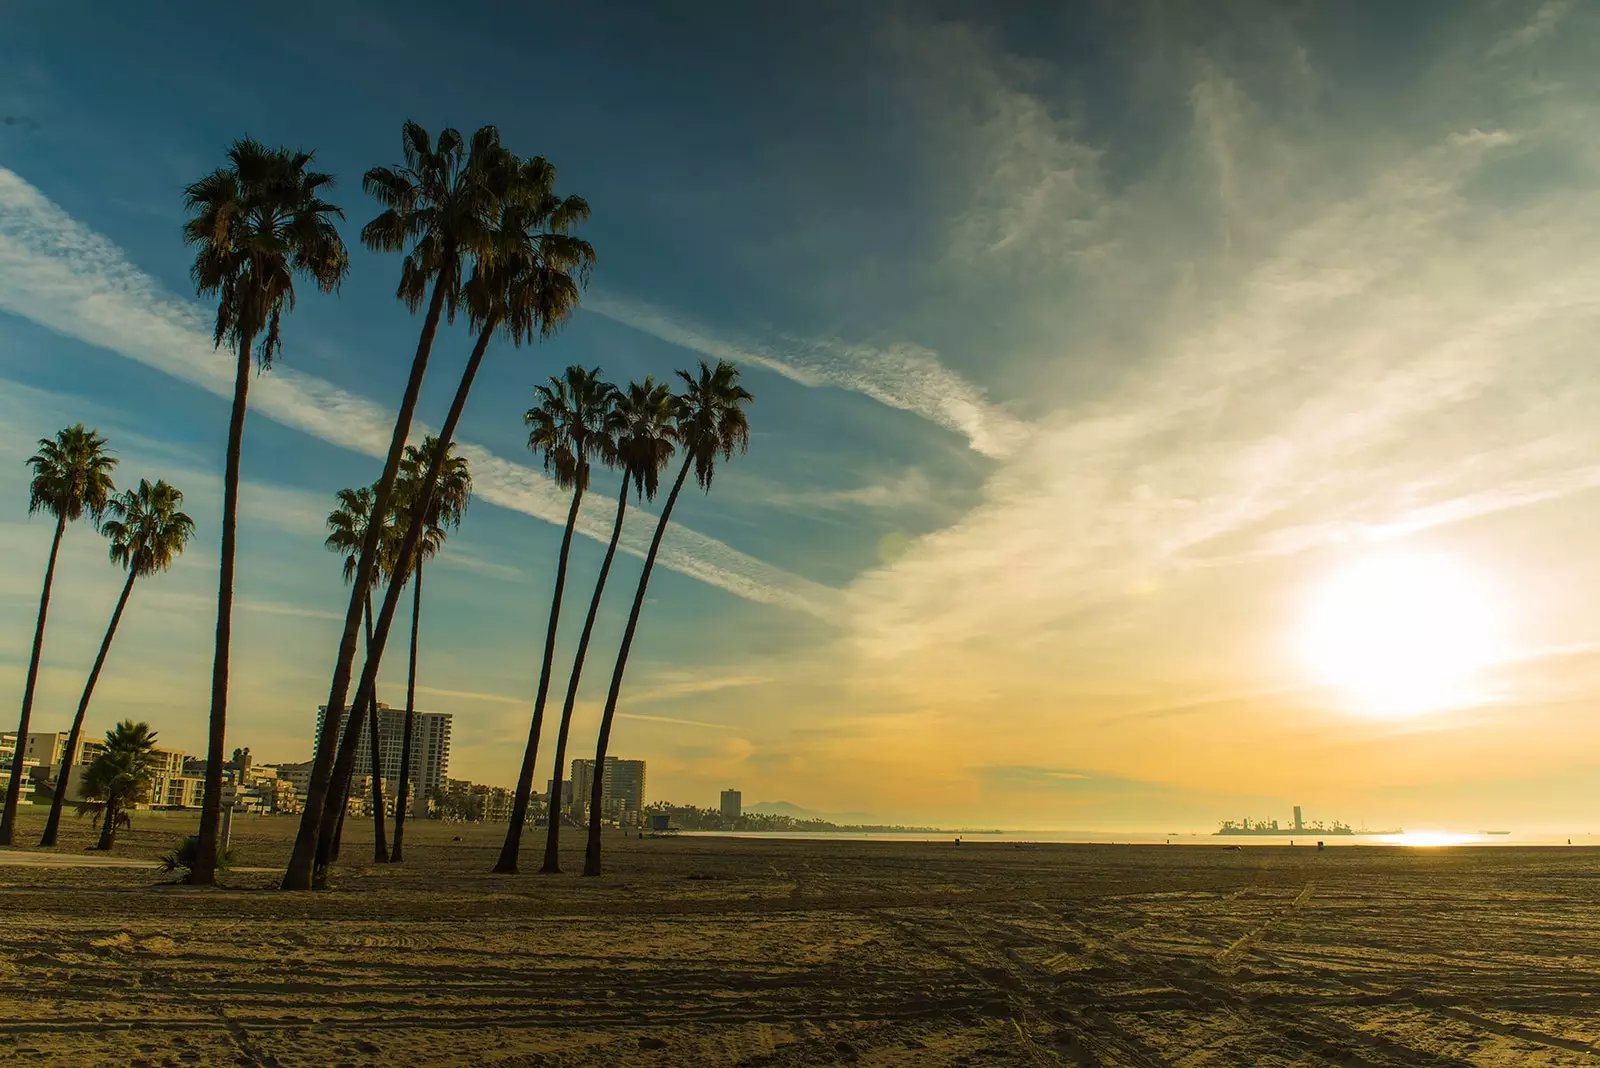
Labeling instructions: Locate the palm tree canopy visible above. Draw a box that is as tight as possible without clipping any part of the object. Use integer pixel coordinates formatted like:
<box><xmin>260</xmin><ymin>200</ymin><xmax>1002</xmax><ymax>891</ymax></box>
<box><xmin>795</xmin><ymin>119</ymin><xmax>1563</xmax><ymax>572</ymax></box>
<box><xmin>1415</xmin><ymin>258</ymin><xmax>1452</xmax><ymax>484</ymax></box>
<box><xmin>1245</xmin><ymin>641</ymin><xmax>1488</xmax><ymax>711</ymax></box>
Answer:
<box><xmin>101</xmin><ymin>480</ymin><xmax>197</xmax><ymax>577</ymax></box>
<box><xmin>613</xmin><ymin>379</ymin><xmax>678</xmax><ymax>502</ymax></box>
<box><xmin>465</xmin><ymin>152</ymin><xmax>595</xmax><ymax>344</ymax></box>
<box><xmin>674</xmin><ymin>360</ymin><xmax>753</xmax><ymax>492</ymax></box>
<box><xmin>361</xmin><ymin>122</ymin><xmax>504</xmax><ymax>319</ymax></box>
<box><xmin>26</xmin><ymin>423</ymin><xmax>118</xmax><ymax>525</ymax></box>
<box><xmin>183</xmin><ymin>139</ymin><xmax>349</xmax><ymax>369</ymax></box>
<box><xmin>81</xmin><ymin>720</ymin><xmax>160</xmax><ymax>804</ymax></box>
<box><xmin>526</xmin><ymin>366</ymin><xmax>620</xmax><ymax>493</ymax></box>
<box><xmin>392</xmin><ymin>436</ymin><xmax>472</xmax><ymax>577</ymax></box>
<box><xmin>325</xmin><ymin>486</ymin><xmax>392</xmax><ymax>588</ymax></box>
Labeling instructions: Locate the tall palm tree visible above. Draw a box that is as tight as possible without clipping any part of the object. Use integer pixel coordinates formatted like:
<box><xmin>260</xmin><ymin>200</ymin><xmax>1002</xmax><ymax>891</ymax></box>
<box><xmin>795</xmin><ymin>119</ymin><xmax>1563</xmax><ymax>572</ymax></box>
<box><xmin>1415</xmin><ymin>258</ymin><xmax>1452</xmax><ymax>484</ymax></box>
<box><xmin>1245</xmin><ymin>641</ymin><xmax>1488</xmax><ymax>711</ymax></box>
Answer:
<box><xmin>0</xmin><ymin>424</ymin><xmax>117</xmax><ymax>846</ymax></box>
<box><xmin>80</xmin><ymin>720</ymin><xmax>159</xmax><ymax>851</ymax></box>
<box><xmin>39</xmin><ymin>480</ymin><xmax>195</xmax><ymax>848</ymax></box>
<box><xmin>323</xmin><ymin>486</ymin><xmax>396</xmax><ymax>863</ymax></box>
<box><xmin>286</xmin><ymin>122</ymin><xmax>502</xmax><ymax>891</ymax></box>
<box><xmin>298</xmin><ymin>149</ymin><xmax>595</xmax><ymax>889</ymax></box>
<box><xmin>494</xmin><ymin>366</ymin><xmax>619</xmax><ymax>874</ymax></box>
<box><xmin>540</xmin><ymin>379</ymin><xmax>676</xmax><ymax>874</ymax></box>
<box><xmin>584</xmin><ymin>361</ymin><xmax>751</xmax><ymax>877</ymax></box>
<box><xmin>389</xmin><ymin>436</ymin><xmax>471</xmax><ymax>863</ymax></box>
<box><xmin>185</xmin><ymin>140</ymin><xmax>348</xmax><ymax>885</ymax></box>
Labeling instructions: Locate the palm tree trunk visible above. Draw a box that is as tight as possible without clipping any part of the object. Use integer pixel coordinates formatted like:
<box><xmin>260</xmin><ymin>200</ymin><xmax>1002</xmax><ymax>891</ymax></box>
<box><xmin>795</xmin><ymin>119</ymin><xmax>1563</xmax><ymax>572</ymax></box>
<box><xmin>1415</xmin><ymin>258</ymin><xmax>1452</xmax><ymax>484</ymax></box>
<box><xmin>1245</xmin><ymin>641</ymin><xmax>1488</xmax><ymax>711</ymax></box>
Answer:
<box><xmin>193</xmin><ymin>328</ymin><xmax>255</xmax><ymax>885</ymax></box>
<box><xmin>494</xmin><ymin>478</ymin><xmax>587</xmax><ymax>874</ymax></box>
<box><xmin>584</xmin><ymin>456</ymin><xmax>693</xmax><ymax>877</ymax></box>
<box><xmin>542</xmin><ymin>476</ymin><xmax>629</xmax><ymax>874</ymax></box>
<box><xmin>39</xmin><ymin>570</ymin><xmax>137</xmax><ymax>847</ymax></box>
<box><xmin>97</xmin><ymin>796</ymin><xmax>117</xmax><ymax>851</ymax></box>
<box><xmin>312</xmin><ymin>314</ymin><xmax>498</xmax><ymax>886</ymax></box>
<box><xmin>365</xmin><ymin>592</ymin><xmax>389</xmax><ymax>864</ymax></box>
<box><xmin>285</xmin><ymin>269</ymin><xmax>452</xmax><ymax>891</ymax></box>
<box><xmin>329</xmin><ymin>596</ymin><xmax>376</xmax><ymax>865</ymax></box>
<box><xmin>0</xmin><ymin>515</ymin><xmax>66</xmax><ymax>846</ymax></box>
<box><xmin>392</xmin><ymin>562</ymin><xmax>422</xmax><ymax>863</ymax></box>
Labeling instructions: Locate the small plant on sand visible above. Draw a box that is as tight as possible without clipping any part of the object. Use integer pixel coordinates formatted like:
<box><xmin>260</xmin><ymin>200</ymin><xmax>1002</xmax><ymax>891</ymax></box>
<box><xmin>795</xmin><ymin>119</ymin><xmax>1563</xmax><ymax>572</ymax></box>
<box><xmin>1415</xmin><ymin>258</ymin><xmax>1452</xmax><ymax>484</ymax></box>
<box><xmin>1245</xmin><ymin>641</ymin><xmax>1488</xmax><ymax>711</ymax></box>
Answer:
<box><xmin>159</xmin><ymin>834</ymin><xmax>236</xmax><ymax>877</ymax></box>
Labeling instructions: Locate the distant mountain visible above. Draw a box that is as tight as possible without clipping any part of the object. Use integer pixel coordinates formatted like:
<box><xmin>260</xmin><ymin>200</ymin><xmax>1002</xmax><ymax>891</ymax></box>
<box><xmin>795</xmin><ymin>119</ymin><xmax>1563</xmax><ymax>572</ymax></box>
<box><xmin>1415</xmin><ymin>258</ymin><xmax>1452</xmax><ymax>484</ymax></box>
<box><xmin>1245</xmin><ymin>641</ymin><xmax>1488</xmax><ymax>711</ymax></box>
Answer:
<box><xmin>748</xmin><ymin>801</ymin><xmax>876</xmax><ymax>822</ymax></box>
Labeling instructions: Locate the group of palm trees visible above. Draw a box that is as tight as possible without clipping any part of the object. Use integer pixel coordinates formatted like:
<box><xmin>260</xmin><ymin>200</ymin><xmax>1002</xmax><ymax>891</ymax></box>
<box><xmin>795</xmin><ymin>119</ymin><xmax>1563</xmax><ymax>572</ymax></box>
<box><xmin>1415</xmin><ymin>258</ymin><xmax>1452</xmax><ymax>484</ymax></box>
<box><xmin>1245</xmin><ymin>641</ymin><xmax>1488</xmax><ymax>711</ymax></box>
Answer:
<box><xmin>2</xmin><ymin>119</ymin><xmax>753</xmax><ymax>890</ymax></box>
<box><xmin>0</xmin><ymin>425</ymin><xmax>196</xmax><ymax>850</ymax></box>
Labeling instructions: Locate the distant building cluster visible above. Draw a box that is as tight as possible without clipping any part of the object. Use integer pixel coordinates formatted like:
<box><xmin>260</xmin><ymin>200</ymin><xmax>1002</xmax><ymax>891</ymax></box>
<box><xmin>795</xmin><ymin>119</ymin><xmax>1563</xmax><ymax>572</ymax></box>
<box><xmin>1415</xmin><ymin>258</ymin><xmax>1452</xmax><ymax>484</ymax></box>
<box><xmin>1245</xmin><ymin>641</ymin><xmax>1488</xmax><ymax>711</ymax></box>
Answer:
<box><xmin>2</xmin><ymin>713</ymin><xmax>656</xmax><ymax>829</ymax></box>
<box><xmin>0</xmin><ymin>732</ymin><xmax>302</xmax><ymax>815</ymax></box>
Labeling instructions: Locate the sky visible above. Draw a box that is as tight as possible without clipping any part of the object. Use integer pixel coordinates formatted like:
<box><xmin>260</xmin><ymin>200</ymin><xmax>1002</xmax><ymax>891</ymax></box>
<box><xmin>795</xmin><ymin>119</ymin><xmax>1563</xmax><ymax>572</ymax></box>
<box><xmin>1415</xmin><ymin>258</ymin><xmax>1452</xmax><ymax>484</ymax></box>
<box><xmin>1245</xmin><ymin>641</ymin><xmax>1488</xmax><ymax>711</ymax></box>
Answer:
<box><xmin>2</xmin><ymin>0</ymin><xmax>1600</xmax><ymax>832</ymax></box>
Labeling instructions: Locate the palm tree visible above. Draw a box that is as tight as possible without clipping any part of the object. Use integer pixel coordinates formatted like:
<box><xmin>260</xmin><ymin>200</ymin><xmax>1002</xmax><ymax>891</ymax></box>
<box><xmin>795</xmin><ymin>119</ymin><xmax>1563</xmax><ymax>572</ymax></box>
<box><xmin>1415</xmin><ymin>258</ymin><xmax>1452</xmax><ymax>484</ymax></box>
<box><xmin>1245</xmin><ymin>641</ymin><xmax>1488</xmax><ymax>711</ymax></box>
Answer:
<box><xmin>286</xmin><ymin>122</ymin><xmax>503</xmax><ymax>891</ymax></box>
<box><xmin>81</xmin><ymin>720</ymin><xmax>159</xmax><ymax>851</ymax></box>
<box><xmin>0</xmin><ymin>424</ymin><xmax>117</xmax><ymax>846</ymax></box>
<box><xmin>39</xmin><ymin>480</ymin><xmax>194</xmax><ymax>848</ymax></box>
<box><xmin>540</xmin><ymin>379</ymin><xmax>676</xmax><ymax>874</ymax></box>
<box><xmin>493</xmin><ymin>366</ymin><xmax>619</xmax><ymax>874</ymax></box>
<box><xmin>185</xmin><ymin>140</ymin><xmax>348</xmax><ymax>885</ymax></box>
<box><xmin>297</xmin><ymin>148</ymin><xmax>594</xmax><ymax>889</ymax></box>
<box><xmin>389</xmin><ymin>437</ymin><xmax>471</xmax><ymax>863</ymax></box>
<box><xmin>323</xmin><ymin>486</ymin><xmax>396</xmax><ymax>863</ymax></box>
<box><xmin>584</xmin><ymin>361</ymin><xmax>751</xmax><ymax>876</ymax></box>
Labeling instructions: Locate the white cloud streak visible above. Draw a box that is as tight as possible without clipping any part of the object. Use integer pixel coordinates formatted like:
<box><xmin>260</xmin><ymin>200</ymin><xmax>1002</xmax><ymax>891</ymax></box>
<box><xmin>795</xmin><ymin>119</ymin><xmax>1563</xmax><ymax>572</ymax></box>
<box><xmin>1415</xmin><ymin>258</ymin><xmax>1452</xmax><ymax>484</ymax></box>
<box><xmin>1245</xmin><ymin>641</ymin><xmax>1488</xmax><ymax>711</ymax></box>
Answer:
<box><xmin>585</xmin><ymin>294</ymin><xmax>1029</xmax><ymax>459</ymax></box>
<box><xmin>0</xmin><ymin>167</ymin><xmax>836</xmax><ymax>620</ymax></box>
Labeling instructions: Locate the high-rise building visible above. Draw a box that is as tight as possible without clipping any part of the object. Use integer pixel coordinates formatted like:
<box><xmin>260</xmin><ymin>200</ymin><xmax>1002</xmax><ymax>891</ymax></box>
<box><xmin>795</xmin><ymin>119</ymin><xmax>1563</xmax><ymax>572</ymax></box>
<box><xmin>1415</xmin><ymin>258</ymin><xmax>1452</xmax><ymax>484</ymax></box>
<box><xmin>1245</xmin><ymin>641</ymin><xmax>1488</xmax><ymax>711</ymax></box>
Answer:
<box><xmin>569</xmin><ymin>756</ymin><xmax>647</xmax><ymax>823</ymax></box>
<box><xmin>314</xmin><ymin>704</ymin><xmax>451</xmax><ymax>814</ymax></box>
<box><xmin>720</xmin><ymin>789</ymin><xmax>742</xmax><ymax>820</ymax></box>
<box><xmin>1293</xmin><ymin>805</ymin><xmax>1304</xmax><ymax>833</ymax></box>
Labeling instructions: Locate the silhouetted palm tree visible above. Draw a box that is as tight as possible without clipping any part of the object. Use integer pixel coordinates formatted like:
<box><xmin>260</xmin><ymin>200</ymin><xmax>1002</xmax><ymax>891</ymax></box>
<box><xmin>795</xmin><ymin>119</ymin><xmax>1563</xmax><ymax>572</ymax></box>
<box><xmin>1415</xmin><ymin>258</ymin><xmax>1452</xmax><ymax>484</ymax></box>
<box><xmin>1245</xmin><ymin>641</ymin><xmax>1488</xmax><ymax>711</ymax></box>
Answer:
<box><xmin>39</xmin><ymin>480</ymin><xmax>194</xmax><ymax>848</ymax></box>
<box><xmin>300</xmin><ymin>148</ymin><xmax>594</xmax><ymax>889</ymax></box>
<box><xmin>494</xmin><ymin>366</ymin><xmax>619</xmax><ymax>874</ymax></box>
<box><xmin>323</xmin><ymin>486</ymin><xmax>395</xmax><ymax>863</ymax></box>
<box><xmin>186</xmin><ymin>139</ymin><xmax>348</xmax><ymax>885</ymax></box>
<box><xmin>0</xmin><ymin>424</ymin><xmax>117</xmax><ymax>846</ymax></box>
<box><xmin>81</xmin><ymin>720</ymin><xmax>159</xmax><ymax>851</ymax></box>
<box><xmin>541</xmin><ymin>379</ymin><xmax>676</xmax><ymax>874</ymax></box>
<box><xmin>286</xmin><ymin>122</ymin><xmax>501</xmax><ymax>891</ymax></box>
<box><xmin>389</xmin><ymin>437</ymin><xmax>471</xmax><ymax>863</ymax></box>
<box><xmin>584</xmin><ymin>362</ymin><xmax>751</xmax><ymax>877</ymax></box>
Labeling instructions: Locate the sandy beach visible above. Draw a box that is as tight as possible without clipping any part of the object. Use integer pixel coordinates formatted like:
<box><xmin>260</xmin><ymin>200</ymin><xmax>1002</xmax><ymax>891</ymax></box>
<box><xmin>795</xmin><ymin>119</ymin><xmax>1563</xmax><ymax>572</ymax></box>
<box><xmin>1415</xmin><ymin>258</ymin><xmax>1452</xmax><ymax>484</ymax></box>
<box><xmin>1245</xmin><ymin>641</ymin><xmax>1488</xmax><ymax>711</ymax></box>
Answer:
<box><xmin>0</xmin><ymin>812</ymin><xmax>1596</xmax><ymax>1066</ymax></box>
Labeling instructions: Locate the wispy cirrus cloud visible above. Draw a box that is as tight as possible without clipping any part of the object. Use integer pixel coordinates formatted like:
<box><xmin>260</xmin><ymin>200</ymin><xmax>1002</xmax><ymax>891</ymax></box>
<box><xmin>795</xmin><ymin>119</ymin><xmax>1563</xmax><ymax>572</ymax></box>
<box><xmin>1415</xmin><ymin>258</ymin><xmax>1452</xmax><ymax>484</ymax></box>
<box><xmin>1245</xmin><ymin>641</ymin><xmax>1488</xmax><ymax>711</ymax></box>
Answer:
<box><xmin>585</xmin><ymin>294</ymin><xmax>1029</xmax><ymax>459</ymax></box>
<box><xmin>0</xmin><ymin>167</ymin><xmax>837</xmax><ymax>620</ymax></box>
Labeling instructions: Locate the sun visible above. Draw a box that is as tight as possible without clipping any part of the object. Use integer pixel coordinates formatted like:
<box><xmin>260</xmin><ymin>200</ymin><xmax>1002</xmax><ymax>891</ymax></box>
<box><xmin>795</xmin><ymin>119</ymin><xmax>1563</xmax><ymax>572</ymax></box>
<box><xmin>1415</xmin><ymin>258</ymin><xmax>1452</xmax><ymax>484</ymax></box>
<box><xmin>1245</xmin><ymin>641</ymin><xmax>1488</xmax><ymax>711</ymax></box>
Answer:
<box><xmin>1297</xmin><ymin>551</ymin><xmax>1502</xmax><ymax>718</ymax></box>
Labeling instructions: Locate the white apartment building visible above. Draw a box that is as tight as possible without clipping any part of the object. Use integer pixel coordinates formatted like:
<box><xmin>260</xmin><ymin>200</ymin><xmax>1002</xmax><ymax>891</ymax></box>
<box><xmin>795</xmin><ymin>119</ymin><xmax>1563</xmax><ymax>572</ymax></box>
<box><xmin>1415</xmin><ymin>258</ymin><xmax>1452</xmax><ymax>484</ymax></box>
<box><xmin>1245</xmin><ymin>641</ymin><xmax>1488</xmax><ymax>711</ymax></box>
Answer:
<box><xmin>314</xmin><ymin>704</ymin><xmax>451</xmax><ymax>815</ymax></box>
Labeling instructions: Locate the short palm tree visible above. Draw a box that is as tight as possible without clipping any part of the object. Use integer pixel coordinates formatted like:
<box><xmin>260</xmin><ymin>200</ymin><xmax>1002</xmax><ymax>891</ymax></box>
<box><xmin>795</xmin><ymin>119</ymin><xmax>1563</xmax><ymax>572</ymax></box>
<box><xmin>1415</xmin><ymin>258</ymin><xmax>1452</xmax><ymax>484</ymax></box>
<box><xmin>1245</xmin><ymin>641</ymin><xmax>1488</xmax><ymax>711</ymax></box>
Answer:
<box><xmin>39</xmin><ymin>480</ymin><xmax>194</xmax><ymax>848</ymax></box>
<box><xmin>81</xmin><ymin>720</ymin><xmax>160</xmax><ymax>851</ymax></box>
<box><xmin>540</xmin><ymin>379</ymin><xmax>676</xmax><ymax>874</ymax></box>
<box><xmin>0</xmin><ymin>424</ymin><xmax>117</xmax><ymax>846</ymax></box>
<box><xmin>389</xmin><ymin>436</ymin><xmax>471</xmax><ymax>863</ymax></box>
<box><xmin>584</xmin><ymin>361</ymin><xmax>751</xmax><ymax>877</ymax></box>
<box><xmin>186</xmin><ymin>139</ymin><xmax>348</xmax><ymax>886</ymax></box>
<box><xmin>287</xmin><ymin>122</ymin><xmax>504</xmax><ymax>891</ymax></box>
<box><xmin>302</xmin><ymin>148</ymin><xmax>594</xmax><ymax>888</ymax></box>
<box><xmin>323</xmin><ymin>486</ymin><xmax>396</xmax><ymax>863</ymax></box>
<box><xmin>494</xmin><ymin>366</ymin><xmax>620</xmax><ymax>874</ymax></box>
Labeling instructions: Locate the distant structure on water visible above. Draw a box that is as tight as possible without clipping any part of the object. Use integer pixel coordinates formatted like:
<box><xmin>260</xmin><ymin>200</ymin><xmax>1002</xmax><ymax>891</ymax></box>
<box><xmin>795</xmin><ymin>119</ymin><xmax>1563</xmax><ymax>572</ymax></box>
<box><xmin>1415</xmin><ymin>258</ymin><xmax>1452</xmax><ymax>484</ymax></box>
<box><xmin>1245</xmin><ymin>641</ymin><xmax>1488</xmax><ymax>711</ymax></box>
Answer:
<box><xmin>314</xmin><ymin>704</ymin><xmax>451</xmax><ymax>816</ymax></box>
<box><xmin>1216</xmin><ymin>804</ymin><xmax>1400</xmax><ymax>836</ymax></box>
<box><xmin>720</xmin><ymin>788</ymin><xmax>742</xmax><ymax>820</ymax></box>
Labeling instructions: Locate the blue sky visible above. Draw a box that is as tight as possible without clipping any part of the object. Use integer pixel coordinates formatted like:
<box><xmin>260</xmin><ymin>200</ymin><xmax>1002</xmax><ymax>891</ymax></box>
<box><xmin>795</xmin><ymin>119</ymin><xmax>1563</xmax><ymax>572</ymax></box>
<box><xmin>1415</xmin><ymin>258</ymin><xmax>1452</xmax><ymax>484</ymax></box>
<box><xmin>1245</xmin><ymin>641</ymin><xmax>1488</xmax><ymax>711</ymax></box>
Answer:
<box><xmin>5</xmin><ymin>1</ymin><xmax>1600</xmax><ymax>831</ymax></box>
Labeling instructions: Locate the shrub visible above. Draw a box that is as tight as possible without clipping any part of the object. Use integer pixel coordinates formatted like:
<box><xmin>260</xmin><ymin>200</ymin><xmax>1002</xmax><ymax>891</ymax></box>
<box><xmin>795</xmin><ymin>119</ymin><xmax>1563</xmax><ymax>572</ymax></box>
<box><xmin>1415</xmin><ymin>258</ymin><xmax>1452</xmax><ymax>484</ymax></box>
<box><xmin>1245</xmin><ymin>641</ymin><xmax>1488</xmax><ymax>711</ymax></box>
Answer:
<box><xmin>159</xmin><ymin>834</ymin><xmax>236</xmax><ymax>877</ymax></box>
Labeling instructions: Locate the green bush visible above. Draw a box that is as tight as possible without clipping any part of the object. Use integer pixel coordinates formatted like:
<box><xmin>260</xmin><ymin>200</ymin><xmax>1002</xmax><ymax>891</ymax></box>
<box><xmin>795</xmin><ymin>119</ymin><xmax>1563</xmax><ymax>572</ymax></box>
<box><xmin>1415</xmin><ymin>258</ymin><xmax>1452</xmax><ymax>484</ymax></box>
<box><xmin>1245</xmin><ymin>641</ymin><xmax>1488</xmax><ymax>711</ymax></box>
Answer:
<box><xmin>159</xmin><ymin>834</ymin><xmax>236</xmax><ymax>876</ymax></box>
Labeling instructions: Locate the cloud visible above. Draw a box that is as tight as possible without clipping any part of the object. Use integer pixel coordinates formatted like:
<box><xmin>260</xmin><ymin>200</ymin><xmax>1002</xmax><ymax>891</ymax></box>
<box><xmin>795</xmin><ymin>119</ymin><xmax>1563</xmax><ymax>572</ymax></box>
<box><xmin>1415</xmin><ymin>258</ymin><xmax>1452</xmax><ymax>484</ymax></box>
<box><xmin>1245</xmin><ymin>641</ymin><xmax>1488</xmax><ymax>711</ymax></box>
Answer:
<box><xmin>585</xmin><ymin>294</ymin><xmax>1028</xmax><ymax>459</ymax></box>
<box><xmin>0</xmin><ymin>166</ymin><xmax>835</xmax><ymax>619</ymax></box>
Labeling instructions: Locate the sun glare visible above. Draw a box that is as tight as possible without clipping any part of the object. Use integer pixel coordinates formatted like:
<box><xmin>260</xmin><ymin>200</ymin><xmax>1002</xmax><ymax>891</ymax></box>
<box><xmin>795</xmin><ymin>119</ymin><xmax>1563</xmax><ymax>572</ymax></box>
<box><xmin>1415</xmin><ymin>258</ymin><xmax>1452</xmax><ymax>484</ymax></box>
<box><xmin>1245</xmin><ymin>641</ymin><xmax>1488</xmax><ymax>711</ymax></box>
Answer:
<box><xmin>1298</xmin><ymin>552</ymin><xmax>1501</xmax><ymax>718</ymax></box>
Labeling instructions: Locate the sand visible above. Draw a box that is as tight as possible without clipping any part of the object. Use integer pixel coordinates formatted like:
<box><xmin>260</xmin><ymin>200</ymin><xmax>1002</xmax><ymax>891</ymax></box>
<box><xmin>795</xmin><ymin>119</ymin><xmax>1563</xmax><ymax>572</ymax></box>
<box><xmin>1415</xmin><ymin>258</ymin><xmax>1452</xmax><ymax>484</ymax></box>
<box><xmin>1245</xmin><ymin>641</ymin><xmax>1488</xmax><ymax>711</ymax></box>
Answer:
<box><xmin>0</xmin><ymin>811</ymin><xmax>1596</xmax><ymax>1066</ymax></box>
